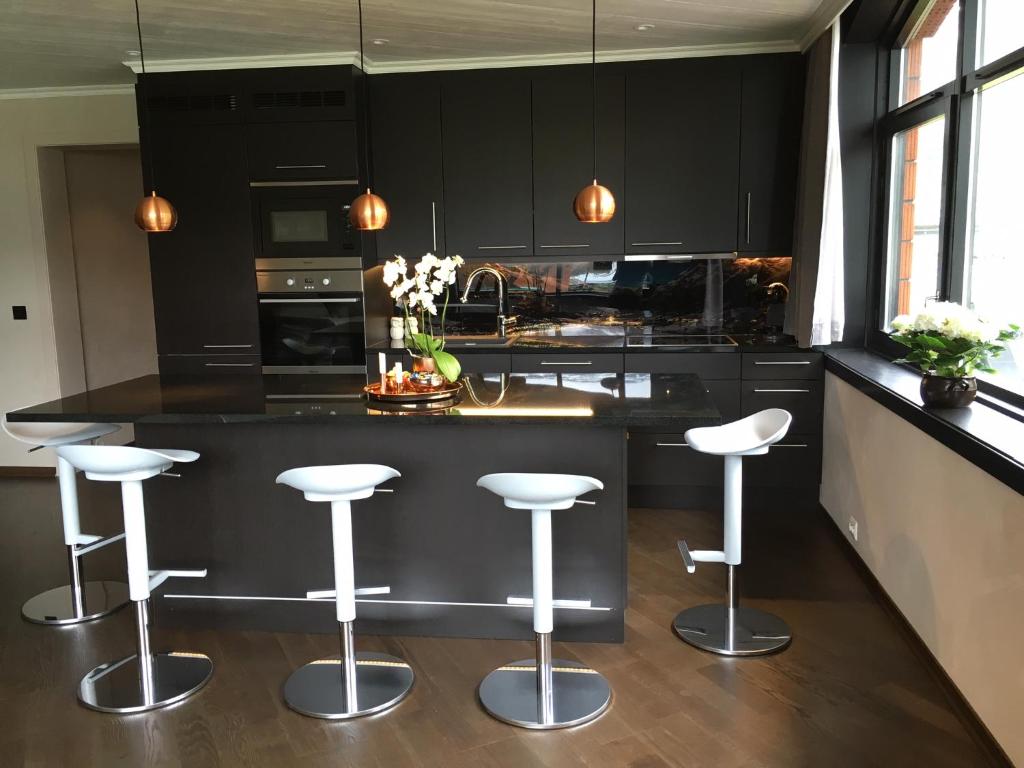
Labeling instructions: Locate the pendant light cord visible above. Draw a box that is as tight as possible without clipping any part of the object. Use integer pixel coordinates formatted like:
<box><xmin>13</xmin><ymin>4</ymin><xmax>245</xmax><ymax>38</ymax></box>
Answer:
<box><xmin>134</xmin><ymin>0</ymin><xmax>157</xmax><ymax>193</ymax></box>
<box><xmin>591</xmin><ymin>0</ymin><xmax>597</xmax><ymax>183</ymax></box>
<box><xmin>358</xmin><ymin>0</ymin><xmax>374</xmax><ymax>191</ymax></box>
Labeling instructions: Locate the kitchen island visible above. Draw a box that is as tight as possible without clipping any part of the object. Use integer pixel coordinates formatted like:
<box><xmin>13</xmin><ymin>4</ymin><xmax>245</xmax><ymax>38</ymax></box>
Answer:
<box><xmin>7</xmin><ymin>372</ymin><xmax>718</xmax><ymax>642</ymax></box>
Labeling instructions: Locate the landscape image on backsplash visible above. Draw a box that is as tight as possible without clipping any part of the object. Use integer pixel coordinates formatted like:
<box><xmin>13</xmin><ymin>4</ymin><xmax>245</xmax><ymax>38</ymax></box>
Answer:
<box><xmin>455</xmin><ymin>257</ymin><xmax>792</xmax><ymax>334</ymax></box>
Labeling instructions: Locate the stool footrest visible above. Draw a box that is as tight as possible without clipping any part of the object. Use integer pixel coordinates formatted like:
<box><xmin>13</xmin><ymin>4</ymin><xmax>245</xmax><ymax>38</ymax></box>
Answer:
<box><xmin>506</xmin><ymin>596</ymin><xmax>593</xmax><ymax>609</ymax></box>
<box><xmin>677</xmin><ymin>540</ymin><xmax>696</xmax><ymax>574</ymax></box>
<box><xmin>74</xmin><ymin>532</ymin><xmax>126</xmax><ymax>557</ymax></box>
<box><xmin>149</xmin><ymin>568</ymin><xmax>208</xmax><ymax>593</ymax></box>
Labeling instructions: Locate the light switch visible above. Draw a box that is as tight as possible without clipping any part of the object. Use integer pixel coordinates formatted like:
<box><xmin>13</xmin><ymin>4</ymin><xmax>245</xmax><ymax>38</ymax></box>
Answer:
<box><xmin>12</xmin><ymin>306</ymin><xmax>27</xmax><ymax>320</ymax></box>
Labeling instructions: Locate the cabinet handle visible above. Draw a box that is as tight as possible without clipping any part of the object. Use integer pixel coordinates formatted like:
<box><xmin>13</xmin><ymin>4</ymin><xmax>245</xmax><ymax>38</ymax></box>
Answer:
<box><xmin>259</xmin><ymin>298</ymin><xmax>361</xmax><ymax>304</ymax></box>
<box><xmin>274</xmin><ymin>164</ymin><xmax>328</xmax><ymax>170</ymax></box>
<box><xmin>205</xmin><ymin>362</ymin><xmax>255</xmax><ymax>367</ymax></box>
<box><xmin>540</xmin><ymin>361</ymin><xmax>593</xmax><ymax>366</ymax></box>
<box><xmin>203</xmin><ymin>344</ymin><xmax>254</xmax><ymax>349</ymax></box>
<box><xmin>477</xmin><ymin>245</ymin><xmax>528</xmax><ymax>250</ymax></box>
<box><xmin>655</xmin><ymin>442</ymin><xmax>690</xmax><ymax>448</ymax></box>
<box><xmin>753</xmin><ymin>360</ymin><xmax>812</xmax><ymax>365</ymax></box>
<box><xmin>753</xmin><ymin>388</ymin><xmax>810</xmax><ymax>393</ymax></box>
<box><xmin>538</xmin><ymin>244</ymin><xmax>590</xmax><ymax>249</ymax></box>
<box><xmin>631</xmin><ymin>241</ymin><xmax>683</xmax><ymax>247</ymax></box>
<box><xmin>431</xmin><ymin>202</ymin><xmax>438</xmax><ymax>252</ymax></box>
<box><xmin>745</xmin><ymin>192</ymin><xmax>752</xmax><ymax>245</ymax></box>
<box><xmin>249</xmin><ymin>180</ymin><xmax>358</xmax><ymax>188</ymax></box>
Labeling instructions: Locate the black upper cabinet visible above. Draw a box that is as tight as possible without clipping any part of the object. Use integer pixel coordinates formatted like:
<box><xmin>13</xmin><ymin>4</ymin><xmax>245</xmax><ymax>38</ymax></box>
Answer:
<box><xmin>144</xmin><ymin>120</ymin><xmax>260</xmax><ymax>355</ymax></box>
<box><xmin>532</xmin><ymin>67</ymin><xmax>625</xmax><ymax>257</ymax></box>
<box><xmin>241</xmin><ymin>65</ymin><xmax>355</xmax><ymax>123</ymax></box>
<box><xmin>139</xmin><ymin>71</ymin><xmax>245</xmax><ymax>125</ymax></box>
<box><xmin>246</xmin><ymin>121</ymin><xmax>359</xmax><ymax>182</ymax></box>
<box><xmin>371</xmin><ymin>73</ymin><xmax>445</xmax><ymax>260</ymax></box>
<box><xmin>625</xmin><ymin>58</ymin><xmax>742</xmax><ymax>255</ymax></box>
<box><xmin>442</xmin><ymin>70</ymin><xmax>534</xmax><ymax>257</ymax></box>
<box><xmin>738</xmin><ymin>54</ymin><xmax>805</xmax><ymax>255</ymax></box>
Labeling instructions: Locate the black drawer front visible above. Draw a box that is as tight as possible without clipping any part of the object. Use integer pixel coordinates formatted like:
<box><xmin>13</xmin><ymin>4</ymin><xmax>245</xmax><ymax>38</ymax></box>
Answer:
<box><xmin>745</xmin><ymin>434</ymin><xmax>822</xmax><ymax>487</ymax></box>
<box><xmin>705</xmin><ymin>380</ymin><xmax>742</xmax><ymax>422</ymax></box>
<box><xmin>624</xmin><ymin>352</ymin><xmax>739</xmax><ymax>378</ymax></box>
<box><xmin>741</xmin><ymin>380</ymin><xmax>822</xmax><ymax>433</ymax></box>
<box><xmin>159</xmin><ymin>354</ymin><xmax>261</xmax><ymax>375</ymax></box>
<box><xmin>511</xmin><ymin>354</ymin><xmax>624</xmax><ymax>373</ymax></box>
<box><xmin>742</xmin><ymin>352</ymin><xmax>822</xmax><ymax>380</ymax></box>
<box><xmin>246</xmin><ymin>121</ymin><xmax>358</xmax><ymax>181</ymax></box>
<box><xmin>385</xmin><ymin>353</ymin><xmax>511</xmax><ymax>375</ymax></box>
<box><xmin>628</xmin><ymin>432</ymin><xmax>723</xmax><ymax>486</ymax></box>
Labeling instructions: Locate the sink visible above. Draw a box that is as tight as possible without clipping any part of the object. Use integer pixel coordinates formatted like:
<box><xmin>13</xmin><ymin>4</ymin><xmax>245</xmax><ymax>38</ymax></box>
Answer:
<box><xmin>440</xmin><ymin>334</ymin><xmax>518</xmax><ymax>349</ymax></box>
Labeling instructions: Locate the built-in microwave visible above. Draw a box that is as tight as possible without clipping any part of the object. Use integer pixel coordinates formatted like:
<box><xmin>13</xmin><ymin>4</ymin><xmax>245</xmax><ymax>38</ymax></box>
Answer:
<box><xmin>251</xmin><ymin>181</ymin><xmax>359</xmax><ymax>260</ymax></box>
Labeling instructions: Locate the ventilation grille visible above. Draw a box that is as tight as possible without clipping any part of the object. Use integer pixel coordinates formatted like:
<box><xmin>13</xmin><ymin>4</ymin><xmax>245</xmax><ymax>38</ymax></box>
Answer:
<box><xmin>147</xmin><ymin>93</ymin><xmax>239</xmax><ymax>113</ymax></box>
<box><xmin>252</xmin><ymin>90</ymin><xmax>346</xmax><ymax>111</ymax></box>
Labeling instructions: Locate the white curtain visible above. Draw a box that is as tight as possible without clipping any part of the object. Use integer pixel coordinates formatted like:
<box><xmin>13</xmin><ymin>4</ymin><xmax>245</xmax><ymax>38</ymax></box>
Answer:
<box><xmin>785</xmin><ymin>21</ymin><xmax>845</xmax><ymax>347</ymax></box>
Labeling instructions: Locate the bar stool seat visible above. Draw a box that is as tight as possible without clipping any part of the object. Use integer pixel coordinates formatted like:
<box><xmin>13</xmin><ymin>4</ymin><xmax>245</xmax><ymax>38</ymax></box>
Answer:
<box><xmin>476</xmin><ymin>472</ymin><xmax>611</xmax><ymax>730</ymax></box>
<box><xmin>674</xmin><ymin>408</ymin><xmax>793</xmax><ymax>657</ymax></box>
<box><xmin>57</xmin><ymin>445</ymin><xmax>212</xmax><ymax>714</ymax></box>
<box><xmin>276</xmin><ymin>464</ymin><xmax>412</xmax><ymax>720</ymax></box>
<box><xmin>2</xmin><ymin>419</ymin><xmax>129</xmax><ymax>626</ymax></box>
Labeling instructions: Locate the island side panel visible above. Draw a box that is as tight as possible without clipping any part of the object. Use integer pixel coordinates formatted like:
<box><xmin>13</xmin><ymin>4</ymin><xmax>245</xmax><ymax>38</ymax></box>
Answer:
<box><xmin>137</xmin><ymin>421</ymin><xmax>626</xmax><ymax>642</ymax></box>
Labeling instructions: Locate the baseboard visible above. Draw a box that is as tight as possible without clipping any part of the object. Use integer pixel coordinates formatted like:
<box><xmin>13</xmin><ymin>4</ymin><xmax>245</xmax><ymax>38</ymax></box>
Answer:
<box><xmin>0</xmin><ymin>466</ymin><xmax>55</xmax><ymax>478</ymax></box>
<box><xmin>819</xmin><ymin>504</ymin><xmax>1013</xmax><ymax>768</ymax></box>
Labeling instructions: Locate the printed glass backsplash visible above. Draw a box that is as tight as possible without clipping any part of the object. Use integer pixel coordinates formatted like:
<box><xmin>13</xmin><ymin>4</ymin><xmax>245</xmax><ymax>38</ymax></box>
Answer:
<box><xmin>452</xmin><ymin>257</ymin><xmax>791</xmax><ymax>333</ymax></box>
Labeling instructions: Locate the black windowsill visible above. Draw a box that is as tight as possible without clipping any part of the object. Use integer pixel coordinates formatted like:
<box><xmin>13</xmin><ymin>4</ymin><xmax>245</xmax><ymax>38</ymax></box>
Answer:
<box><xmin>824</xmin><ymin>349</ymin><xmax>1024</xmax><ymax>496</ymax></box>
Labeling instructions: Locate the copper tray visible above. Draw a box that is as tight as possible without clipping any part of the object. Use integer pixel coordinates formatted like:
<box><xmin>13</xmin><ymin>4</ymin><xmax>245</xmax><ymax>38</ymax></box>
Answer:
<box><xmin>364</xmin><ymin>381</ymin><xmax>463</xmax><ymax>404</ymax></box>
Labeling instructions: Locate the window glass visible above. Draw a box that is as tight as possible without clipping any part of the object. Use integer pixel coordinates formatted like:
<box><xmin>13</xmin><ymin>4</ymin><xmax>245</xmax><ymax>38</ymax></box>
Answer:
<box><xmin>897</xmin><ymin>0</ymin><xmax>959</xmax><ymax>106</ymax></box>
<box><xmin>884</xmin><ymin>115</ymin><xmax>946</xmax><ymax>327</ymax></box>
<box><xmin>977</xmin><ymin>0</ymin><xmax>1024</xmax><ymax>67</ymax></box>
<box><xmin>965</xmin><ymin>69</ymin><xmax>1024</xmax><ymax>393</ymax></box>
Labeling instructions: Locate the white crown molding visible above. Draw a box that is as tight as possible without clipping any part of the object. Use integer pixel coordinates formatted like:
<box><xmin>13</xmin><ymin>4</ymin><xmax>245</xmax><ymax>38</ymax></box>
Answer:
<box><xmin>799</xmin><ymin>0</ymin><xmax>854</xmax><ymax>51</ymax></box>
<box><xmin>0</xmin><ymin>84</ymin><xmax>134</xmax><ymax>101</ymax></box>
<box><xmin>121</xmin><ymin>39</ymin><xmax>800</xmax><ymax>78</ymax></box>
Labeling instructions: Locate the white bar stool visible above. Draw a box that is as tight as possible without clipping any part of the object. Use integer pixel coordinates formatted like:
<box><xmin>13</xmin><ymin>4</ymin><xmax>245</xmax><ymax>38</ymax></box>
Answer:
<box><xmin>275</xmin><ymin>464</ymin><xmax>413</xmax><ymax>720</ymax></box>
<box><xmin>55</xmin><ymin>445</ymin><xmax>213</xmax><ymax>713</ymax></box>
<box><xmin>475</xmin><ymin>472</ymin><xmax>611</xmax><ymax>730</ymax></box>
<box><xmin>674</xmin><ymin>408</ymin><xmax>793</xmax><ymax>656</ymax></box>
<box><xmin>2</xmin><ymin>419</ymin><xmax>129</xmax><ymax>625</ymax></box>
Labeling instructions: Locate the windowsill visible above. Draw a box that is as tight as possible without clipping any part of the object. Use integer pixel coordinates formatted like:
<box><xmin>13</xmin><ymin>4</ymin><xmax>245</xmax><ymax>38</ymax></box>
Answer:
<box><xmin>824</xmin><ymin>348</ymin><xmax>1024</xmax><ymax>495</ymax></box>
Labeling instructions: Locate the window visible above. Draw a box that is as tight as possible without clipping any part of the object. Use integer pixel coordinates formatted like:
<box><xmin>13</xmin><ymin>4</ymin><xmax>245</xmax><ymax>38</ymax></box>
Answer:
<box><xmin>875</xmin><ymin>0</ymin><xmax>1024</xmax><ymax>404</ymax></box>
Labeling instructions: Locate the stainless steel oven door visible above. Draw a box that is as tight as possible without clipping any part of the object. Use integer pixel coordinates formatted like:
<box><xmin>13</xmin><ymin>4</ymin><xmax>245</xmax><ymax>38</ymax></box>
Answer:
<box><xmin>258</xmin><ymin>293</ymin><xmax>366</xmax><ymax>373</ymax></box>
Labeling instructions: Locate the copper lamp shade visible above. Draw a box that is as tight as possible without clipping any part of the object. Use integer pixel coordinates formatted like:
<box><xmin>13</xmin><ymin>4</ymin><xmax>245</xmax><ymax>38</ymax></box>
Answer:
<box><xmin>134</xmin><ymin>191</ymin><xmax>178</xmax><ymax>232</ymax></box>
<box><xmin>573</xmin><ymin>180</ymin><xmax>616</xmax><ymax>223</ymax></box>
<box><xmin>349</xmin><ymin>188</ymin><xmax>390</xmax><ymax>231</ymax></box>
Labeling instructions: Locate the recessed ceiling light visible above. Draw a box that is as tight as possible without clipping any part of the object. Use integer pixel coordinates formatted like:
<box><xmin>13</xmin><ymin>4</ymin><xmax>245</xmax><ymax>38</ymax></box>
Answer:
<box><xmin>635</xmin><ymin>23</ymin><xmax>655</xmax><ymax>32</ymax></box>
<box><xmin>125</xmin><ymin>49</ymin><xmax>140</xmax><ymax>56</ymax></box>
<box><xmin>372</xmin><ymin>38</ymin><xmax>389</xmax><ymax>46</ymax></box>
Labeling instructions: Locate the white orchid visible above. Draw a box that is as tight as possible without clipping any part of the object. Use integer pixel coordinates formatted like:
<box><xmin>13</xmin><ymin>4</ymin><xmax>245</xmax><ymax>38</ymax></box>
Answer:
<box><xmin>382</xmin><ymin>255</ymin><xmax>407</xmax><ymax>287</ymax></box>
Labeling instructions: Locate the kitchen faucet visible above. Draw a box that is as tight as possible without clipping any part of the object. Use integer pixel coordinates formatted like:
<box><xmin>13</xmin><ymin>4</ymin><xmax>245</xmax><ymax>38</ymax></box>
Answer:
<box><xmin>459</xmin><ymin>266</ymin><xmax>517</xmax><ymax>336</ymax></box>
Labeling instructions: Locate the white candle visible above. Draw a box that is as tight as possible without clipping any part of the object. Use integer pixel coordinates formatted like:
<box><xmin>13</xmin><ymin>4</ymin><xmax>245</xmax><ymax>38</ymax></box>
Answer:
<box><xmin>378</xmin><ymin>352</ymin><xmax>387</xmax><ymax>375</ymax></box>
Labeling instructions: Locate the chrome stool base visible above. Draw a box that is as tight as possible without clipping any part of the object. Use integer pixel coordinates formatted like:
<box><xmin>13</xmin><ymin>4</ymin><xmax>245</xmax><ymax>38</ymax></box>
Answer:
<box><xmin>479</xmin><ymin>651</ymin><xmax>611</xmax><ymax>730</ymax></box>
<box><xmin>22</xmin><ymin>581</ymin><xmax>129</xmax><ymax>625</ymax></box>
<box><xmin>284</xmin><ymin>651</ymin><xmax>414</xmax><ymax>720</ymax></box>
<box><xmin>673</xmin><ymin>604</ymin><xmax>791</xmax><ymax>656</ymax></box>
<box><xmin>78</xmin><ymin>652</ymin><xmax>213</xmax><ymax>714</ymax></box>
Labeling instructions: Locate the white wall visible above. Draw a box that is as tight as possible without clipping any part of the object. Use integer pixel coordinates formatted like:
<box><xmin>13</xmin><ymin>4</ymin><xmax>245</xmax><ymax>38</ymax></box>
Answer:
<box><xmin>820</xmin><ymin>372</ymin><xmax>1024</xmax><ymax>764</ymax></box>
<box><xmin>0</xmin><ymin>92</ymin><xmax>138</xmax><ymax>468</ymax></box>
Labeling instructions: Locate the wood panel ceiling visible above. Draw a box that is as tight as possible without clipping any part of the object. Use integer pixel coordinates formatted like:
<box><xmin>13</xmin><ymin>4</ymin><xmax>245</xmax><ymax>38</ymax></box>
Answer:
<box><xmin>1</xmin><ymin>0</ymin><xmax>843</xmax><ymax>91</ymax></box>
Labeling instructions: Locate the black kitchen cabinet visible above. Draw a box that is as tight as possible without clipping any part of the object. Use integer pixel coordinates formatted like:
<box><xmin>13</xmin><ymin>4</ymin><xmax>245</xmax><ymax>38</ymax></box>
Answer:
<box><xmin>241</xmin><ymin>65</ymin><xmax>355</xmax><ymax>123</ymax></box>
<box><xmin>372</xmin><ymin>73</ymin><xmax>446</xmax><ymax>260</ymax></box>
<box><xmin>246</xmin><ymin>121</ymin><xmax>359</xmax><ymax>182</ymax></box>
<box><xmin>624</xmin><ymin>58</ymin><xmax>742</xmax><ymax>255</ymax></box>
<box><xmin>144</xmin><ymin>120</ymin><xmax>260</xmax><ymax>356</ymax></box>
<box><xmin>442</xmin><ymin>70</ymin><xmax>534</xmax><ymax>257</ymax></box>
<box><xmin>532</xmin><ymin>67</ymin><xmax>625</xmax><ymax>257</ymax></box>
<box><xmin>738</xmin><ymin>54</ymin><xmax>804</xmax><ymax>254</ymax></box>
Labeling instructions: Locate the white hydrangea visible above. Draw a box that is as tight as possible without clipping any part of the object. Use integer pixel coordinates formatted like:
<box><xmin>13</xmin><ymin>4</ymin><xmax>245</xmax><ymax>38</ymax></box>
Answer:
<box><xmin>890</xmin><ymin>301</ymin><xmax>1001</xmax><ymax>342</ymax></box>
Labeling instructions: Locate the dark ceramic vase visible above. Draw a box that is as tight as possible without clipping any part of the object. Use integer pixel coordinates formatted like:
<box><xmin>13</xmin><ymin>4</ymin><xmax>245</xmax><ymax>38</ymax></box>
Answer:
<box><xmin>920</xmin><ymin>375</ymin><xmax>977</xmax><ymax>408</ymax></box>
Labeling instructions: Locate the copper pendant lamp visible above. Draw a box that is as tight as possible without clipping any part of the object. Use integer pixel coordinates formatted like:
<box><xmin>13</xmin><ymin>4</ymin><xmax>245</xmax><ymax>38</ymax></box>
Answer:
<box><xmin>132</xmin><ymin>0</ymin><xmax>177</xmax><ymax>233</ymax></box>
<box><xmin>350</xmin><ymin>0</ymin><xmax>390</xmax><ymax>231</ymax></box>
<box><xmin>573</xmin><ymin>0</ymin><xmax>616</xmax><ymax>223</ymax></box>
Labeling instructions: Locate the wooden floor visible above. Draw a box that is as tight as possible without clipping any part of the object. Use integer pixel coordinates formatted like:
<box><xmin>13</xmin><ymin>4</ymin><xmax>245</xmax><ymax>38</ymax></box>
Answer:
<box><xmin>0</xmin><ymin>477</ymin><xmax>999</xmax><ymax>767</ymax></box>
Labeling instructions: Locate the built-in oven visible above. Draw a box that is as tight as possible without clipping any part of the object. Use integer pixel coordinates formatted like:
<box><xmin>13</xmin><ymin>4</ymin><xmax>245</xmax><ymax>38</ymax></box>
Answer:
<box><xmin>256</xmin><ymin>258</ymin><xmax>366</xmax><ymax>374</ymax></box>
<box><xmin>251</xmin><ymin>181</ymin><xmax>359</xmax><ymax>260</ymax></box>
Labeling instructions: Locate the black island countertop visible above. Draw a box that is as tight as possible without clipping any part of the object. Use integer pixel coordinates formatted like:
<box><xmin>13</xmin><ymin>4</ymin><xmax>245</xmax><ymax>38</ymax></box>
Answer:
<box><xmin>6</xmin><ymin>372</ymin><xmax>720</xmax><ymax>430</ymax></box>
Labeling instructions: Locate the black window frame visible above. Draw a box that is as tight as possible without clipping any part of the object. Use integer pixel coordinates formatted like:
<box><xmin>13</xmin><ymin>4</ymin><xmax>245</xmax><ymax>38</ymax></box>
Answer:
<box><xmin>867</xmin><ymin>0</ymin><xmax>1024</xmax><ymax>409</ymax></box>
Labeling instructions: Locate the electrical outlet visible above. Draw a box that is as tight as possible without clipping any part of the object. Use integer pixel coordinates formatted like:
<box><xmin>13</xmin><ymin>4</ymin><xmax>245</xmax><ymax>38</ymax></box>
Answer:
<box><xmin>848</xmin><ymin>516</ymin><xmax>859</xmax><ymax>541</ymax></box>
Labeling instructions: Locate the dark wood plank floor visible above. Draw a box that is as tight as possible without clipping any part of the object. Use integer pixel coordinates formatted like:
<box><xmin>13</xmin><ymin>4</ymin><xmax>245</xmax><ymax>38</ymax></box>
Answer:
<box><xmin>0</xmin><ymin>477</ymin><xmax>997</xmax><ymax>767</ymax></box>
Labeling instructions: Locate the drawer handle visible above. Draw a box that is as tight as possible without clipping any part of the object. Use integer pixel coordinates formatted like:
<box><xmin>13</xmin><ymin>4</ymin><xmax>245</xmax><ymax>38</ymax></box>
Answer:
<box><xmin>753</xmin><ymin>361</ymin><xmax>812</xmax><ymax>365</ymax></box>
<box><xmin>259</xmin><ymin>298</ymin><xmax>361</xmax><ymax>304</ymax></box>
<box><xmin>203</xmin><ymin>344</ymin><xmax>254</xmax><ymax>349</ymax></box>
<box><xmin>205</xmin><ymin>363</ymin><xmax>255</xmax><ymax>367</ymax></box>
<box><xmin>655</xmin><ymin>442</ymin><xmax>690</xmax><ymax>448</ymax></box>
<box><xmin>538</xmin><ymin>244</ymin><xmax>590</xmax><ymax>249</ymax></box>
<box><xmin>274</xmin><ymin>164</ymin><xmax>328</xmax><ymax>169</ymax></box>
<box><xmin>753</xmin><ymin>388</ymin><xmax>810</xmax><ymax>393</ymax></box>
<box><xmin>772</xmin><ymin>444</ymin><xmax>808</xmax><ymax>448</ymax></box>
<box><xmin>631</xmin><ymin>241</ymin><xmax>683</xmax><ymax>246</ymax></box>
<box><xmin>477</xmin><ymin>245</ymin><xmax>527</xmax><ymax>250</ymax></box>
<box><xmin>540</xmin><ymin>361</ymin><xmax>593</xmax><ymax>366</ymax></box>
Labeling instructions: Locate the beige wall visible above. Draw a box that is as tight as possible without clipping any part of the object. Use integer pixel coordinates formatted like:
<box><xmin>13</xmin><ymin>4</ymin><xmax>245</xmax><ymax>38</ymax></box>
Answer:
<box><xmin>820</xmin><ymin>372</ymin><xmax>1024</xmax><ymax>764</ymax></box>
<box><xmin>0</xmin><ymin>92</ymin><xmax>138</xmax><ymax>467</ymax></box>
